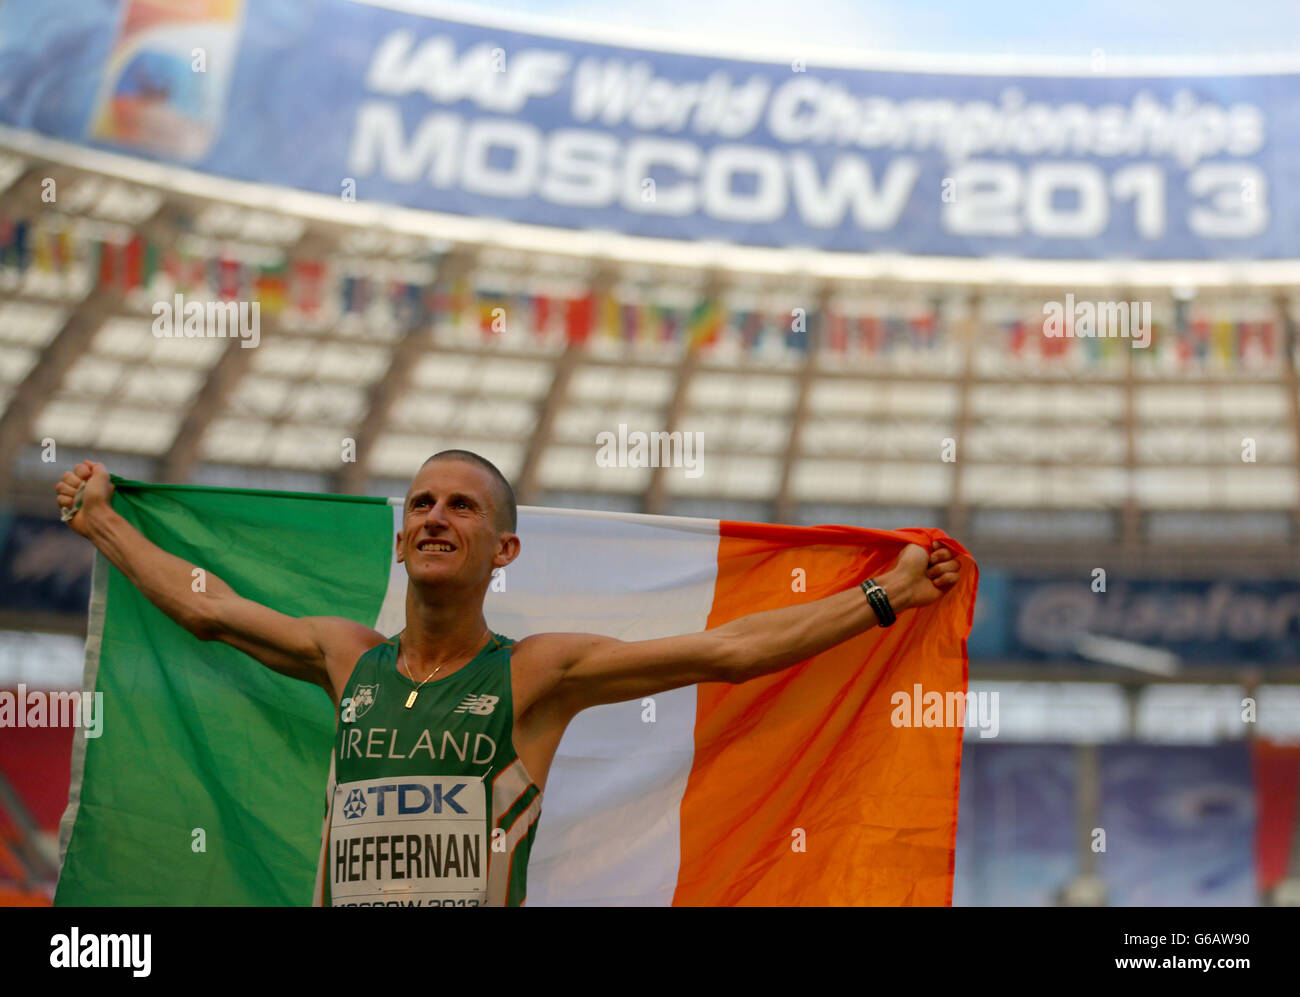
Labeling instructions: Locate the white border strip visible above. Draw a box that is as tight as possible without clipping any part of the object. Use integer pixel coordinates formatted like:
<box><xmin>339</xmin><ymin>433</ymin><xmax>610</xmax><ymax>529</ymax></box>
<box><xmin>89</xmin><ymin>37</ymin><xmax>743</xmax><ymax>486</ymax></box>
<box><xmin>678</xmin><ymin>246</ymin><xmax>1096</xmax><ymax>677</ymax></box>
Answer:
<box><xmin>347</xmin><ymin>0</ymin><xmax>1300</xmax><ymax>76</ymax></box>
<box><xmin>54</xmin><ymin>548</ymin><xmax>107</xmax><ymax>880</ymax></box>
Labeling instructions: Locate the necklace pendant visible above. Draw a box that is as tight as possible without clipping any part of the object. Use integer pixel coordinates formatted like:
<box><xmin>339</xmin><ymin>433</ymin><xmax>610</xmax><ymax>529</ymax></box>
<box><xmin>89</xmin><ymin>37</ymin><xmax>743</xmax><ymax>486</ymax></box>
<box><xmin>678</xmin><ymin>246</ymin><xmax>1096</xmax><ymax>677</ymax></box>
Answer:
<box><xmin>404</xmin><ymin>690</ymin><xmax>418</xmax><ymax>709</ymax></box>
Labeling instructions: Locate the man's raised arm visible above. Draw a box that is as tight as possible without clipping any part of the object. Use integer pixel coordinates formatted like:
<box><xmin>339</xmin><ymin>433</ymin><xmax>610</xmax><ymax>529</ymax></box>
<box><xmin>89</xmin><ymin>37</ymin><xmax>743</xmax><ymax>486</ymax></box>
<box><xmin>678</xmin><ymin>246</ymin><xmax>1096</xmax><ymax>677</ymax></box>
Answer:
<box><xmin>56</xmin><ymin>461</ymin><xmax>378</xmax><ymax>700</ymax></box>
<box><xmin>516</xmin><ymin>540</ymin><xmax>963</xmax><ymax>717</ymax></box>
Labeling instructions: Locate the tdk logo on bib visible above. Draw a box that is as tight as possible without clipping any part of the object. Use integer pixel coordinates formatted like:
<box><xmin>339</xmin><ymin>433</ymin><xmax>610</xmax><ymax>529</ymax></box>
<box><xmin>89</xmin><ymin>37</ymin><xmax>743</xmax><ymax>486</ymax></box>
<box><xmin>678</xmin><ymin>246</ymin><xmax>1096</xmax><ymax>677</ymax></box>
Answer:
<box><xmin>342</xmin><ymin>789</ymin><xmax>367</xmax><ymax>819</ymax></box>
<box><xmin>363</xmin><ymin>782</ymin><xmax>468</xmax><ymax>816</ymax></box>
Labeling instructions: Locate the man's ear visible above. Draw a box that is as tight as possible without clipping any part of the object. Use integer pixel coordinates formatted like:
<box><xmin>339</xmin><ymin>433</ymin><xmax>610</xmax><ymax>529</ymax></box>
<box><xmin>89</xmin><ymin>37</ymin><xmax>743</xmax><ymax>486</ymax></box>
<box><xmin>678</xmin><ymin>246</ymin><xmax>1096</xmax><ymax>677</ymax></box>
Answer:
<box><xmin>395</xmin><ymin>530</ymin><xmax>404</xmax><ymax>563</ymax></box>
<box><xmin>493</xmin><ymin>533</ymin><xmax>521</xmax><ymax>568</ymax></box>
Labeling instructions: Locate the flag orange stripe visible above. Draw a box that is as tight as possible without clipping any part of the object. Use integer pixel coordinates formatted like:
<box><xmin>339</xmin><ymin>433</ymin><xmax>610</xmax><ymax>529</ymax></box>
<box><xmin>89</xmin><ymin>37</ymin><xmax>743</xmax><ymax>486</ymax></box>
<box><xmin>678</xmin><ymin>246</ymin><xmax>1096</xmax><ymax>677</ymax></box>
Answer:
<box><xmin>673</xmin><ymin>523</ymin><xmax>976</xmax><ymax>906</ymax></box>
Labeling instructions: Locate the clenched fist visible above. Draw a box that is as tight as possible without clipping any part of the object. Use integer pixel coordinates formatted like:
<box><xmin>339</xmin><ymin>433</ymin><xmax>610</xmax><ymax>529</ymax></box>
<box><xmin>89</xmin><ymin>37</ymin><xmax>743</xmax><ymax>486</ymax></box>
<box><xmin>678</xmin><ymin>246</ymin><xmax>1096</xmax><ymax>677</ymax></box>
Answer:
<box><xmin>885</xmin><ymin>540</ymin><xmax>963</xmax><ymax>612</ymax></box>
<box><xmin>55</xmin><ymin>461</ymin><xmax>114</xmax><ymax>538</ymax></box>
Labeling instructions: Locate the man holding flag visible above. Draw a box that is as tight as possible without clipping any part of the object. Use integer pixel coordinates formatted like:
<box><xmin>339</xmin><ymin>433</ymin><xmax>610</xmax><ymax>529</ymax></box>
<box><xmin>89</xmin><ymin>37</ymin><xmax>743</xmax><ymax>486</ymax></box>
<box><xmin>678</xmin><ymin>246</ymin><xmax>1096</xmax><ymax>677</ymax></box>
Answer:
<box><xmin>55</xmin><ymin>451</ymin><xmax>965</xmax><ymax>907</ymax></box>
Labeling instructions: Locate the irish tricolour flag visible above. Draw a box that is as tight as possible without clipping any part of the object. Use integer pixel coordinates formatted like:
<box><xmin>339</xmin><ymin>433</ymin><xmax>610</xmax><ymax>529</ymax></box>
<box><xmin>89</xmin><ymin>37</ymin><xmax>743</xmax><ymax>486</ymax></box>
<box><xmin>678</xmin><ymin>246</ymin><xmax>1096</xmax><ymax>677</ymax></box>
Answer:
<box><xmin>56</xmin><ymin>479</ymin><xmax>977</xmax><ymax>906</ymax></box>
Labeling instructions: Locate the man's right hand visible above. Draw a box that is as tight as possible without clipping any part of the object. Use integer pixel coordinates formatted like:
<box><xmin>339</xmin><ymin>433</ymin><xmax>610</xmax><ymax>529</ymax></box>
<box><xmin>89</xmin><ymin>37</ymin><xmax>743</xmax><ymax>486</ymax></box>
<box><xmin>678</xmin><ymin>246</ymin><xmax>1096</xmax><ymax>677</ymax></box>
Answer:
<box><xmin>56</xmin><ymin>461</ymin><xmax>114</xmax><ymax>538</ymax></box>
<box><xmin>54</xmin><ymin>459</ymin><xmax>380</xmax><ymax>702</ymax></box>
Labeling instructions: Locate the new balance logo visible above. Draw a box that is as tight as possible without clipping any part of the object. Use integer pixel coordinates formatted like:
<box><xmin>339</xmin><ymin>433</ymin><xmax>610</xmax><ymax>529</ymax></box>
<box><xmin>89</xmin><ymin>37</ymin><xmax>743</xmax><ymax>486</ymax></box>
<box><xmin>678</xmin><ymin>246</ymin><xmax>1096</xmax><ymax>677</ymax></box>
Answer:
<box><xmin>454</xmin><ymin>694</ymin><xmax>499</xmax><ymax>716</ymax></box>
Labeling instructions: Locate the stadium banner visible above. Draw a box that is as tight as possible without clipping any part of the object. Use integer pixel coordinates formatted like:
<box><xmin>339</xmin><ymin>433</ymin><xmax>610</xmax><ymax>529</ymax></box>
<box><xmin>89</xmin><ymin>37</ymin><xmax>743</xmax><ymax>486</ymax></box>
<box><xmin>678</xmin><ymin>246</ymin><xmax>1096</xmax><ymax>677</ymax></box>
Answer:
<box><xmin>0</xmin><ymin>512</ymin><xmax>93</xmax><ymax>614</ymax></box>
<box><xmin>954</xmin><ymin>742</ymin><xmax>1257</xmax><ymax>906</ymax></box>
<box><xmin>54</xmin><ymin>478</ymin><xmax>977</xmax><ymax>906</ymax></box>
<box><xmin>953</xmin><ymin>742</ymin><xmax>1077</xmax><ymax>906</ymax></box>
<box><xmin>0</xmin><ymin>0</ymin><xmax>1297</xmax><ymax>260</ymax></box>
<box><xmin>968</xmin><ymin>572</ymin><xmax>1300</xmax><ymax>667</ymax></box>
<box><xmin>1098</xmin><ymin>743</ymin><xmax>1255</xmax><ymax>906</ymax></box>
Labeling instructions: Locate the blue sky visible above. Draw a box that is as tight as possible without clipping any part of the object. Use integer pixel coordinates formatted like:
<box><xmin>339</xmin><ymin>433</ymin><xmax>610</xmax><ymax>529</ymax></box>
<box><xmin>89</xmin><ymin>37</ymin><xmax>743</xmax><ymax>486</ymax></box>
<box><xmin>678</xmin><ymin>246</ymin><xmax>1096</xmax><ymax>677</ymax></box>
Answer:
<box><xmin>444</xmin><ymin>0</ymin><xmax>1300</xmax><ymax>57</ymax></box>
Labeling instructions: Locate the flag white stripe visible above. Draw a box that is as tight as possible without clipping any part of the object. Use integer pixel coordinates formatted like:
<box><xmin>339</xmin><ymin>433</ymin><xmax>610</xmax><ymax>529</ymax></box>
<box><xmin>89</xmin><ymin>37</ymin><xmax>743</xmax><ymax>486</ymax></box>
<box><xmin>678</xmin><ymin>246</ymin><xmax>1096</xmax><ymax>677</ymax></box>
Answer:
<box><xmin>487</xmin><ymin>506</ymin><xmax>717</xmax><ymax>906</ymax></box>
<box><xmin>373</xmin><ymin>504</ymin><xmax>719</xmax><ymax>906</ymax></box>
<box><xmin>374</xmin><ymin>503</ymin><xmax>408</xmax><ymax>638</ymax></box>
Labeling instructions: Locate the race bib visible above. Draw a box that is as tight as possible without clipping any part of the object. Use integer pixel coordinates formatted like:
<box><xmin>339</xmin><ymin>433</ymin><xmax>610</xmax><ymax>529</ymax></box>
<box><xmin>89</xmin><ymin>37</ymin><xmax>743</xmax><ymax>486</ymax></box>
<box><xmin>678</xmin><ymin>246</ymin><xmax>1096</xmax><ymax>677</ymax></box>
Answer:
<box><xmin>330</xmin><ymin>775</ymin><xmax>487</xmax><ymax>907</ymax></box>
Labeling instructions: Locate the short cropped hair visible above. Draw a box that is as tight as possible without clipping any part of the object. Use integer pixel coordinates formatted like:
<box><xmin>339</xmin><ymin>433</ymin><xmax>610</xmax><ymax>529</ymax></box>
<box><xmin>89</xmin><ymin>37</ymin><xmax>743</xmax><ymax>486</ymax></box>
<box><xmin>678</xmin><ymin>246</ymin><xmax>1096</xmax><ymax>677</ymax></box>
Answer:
<box><xmin>419</xmin><ymin>450</ymin><xmax>518</xmax><ymax>533</ymax></box>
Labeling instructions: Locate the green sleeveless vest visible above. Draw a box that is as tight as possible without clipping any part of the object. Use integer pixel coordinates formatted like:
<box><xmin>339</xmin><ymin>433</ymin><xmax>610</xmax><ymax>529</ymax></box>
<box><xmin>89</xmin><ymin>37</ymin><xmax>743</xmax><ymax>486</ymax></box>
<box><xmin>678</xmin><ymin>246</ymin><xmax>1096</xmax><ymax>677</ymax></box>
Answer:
<box><xmin>313</xmin><ymin>632</ymin><xmax>543</xmax><ymax>907</ymax></box>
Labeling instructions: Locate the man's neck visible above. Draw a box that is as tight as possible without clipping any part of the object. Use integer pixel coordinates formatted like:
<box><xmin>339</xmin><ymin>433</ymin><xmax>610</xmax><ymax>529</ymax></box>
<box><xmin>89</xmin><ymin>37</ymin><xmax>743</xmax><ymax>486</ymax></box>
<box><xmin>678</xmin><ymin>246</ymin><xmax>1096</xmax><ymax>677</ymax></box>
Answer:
<box><xmin>400</xmin><ymin>584</ymin><xmax>492</xmax><ymax>676</ymax></box>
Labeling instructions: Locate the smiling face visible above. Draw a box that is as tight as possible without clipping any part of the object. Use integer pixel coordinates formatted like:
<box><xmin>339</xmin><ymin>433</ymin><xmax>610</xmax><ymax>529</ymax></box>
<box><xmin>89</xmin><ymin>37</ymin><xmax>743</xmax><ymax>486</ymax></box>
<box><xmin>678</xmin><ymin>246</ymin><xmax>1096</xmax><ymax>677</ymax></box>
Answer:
<box><xmin>396</xmin><ymin>459</ymin><xmax>519</xmax><ymax>591</ymax></box>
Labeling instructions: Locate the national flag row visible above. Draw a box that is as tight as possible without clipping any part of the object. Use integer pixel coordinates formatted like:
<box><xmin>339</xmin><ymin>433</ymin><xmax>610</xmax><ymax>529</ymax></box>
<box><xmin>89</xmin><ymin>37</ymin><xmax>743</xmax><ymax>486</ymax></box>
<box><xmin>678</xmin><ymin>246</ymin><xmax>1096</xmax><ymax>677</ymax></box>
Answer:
<box><xmin>997</xmin><ymin>314</ymin><xmax>1286</xmax><ymax>371</ymax></box>
<box><xmin>476</xmin><ymin>290</ymin><xmax>947</xmax><ymax>354</ymax></box>
<box><xmin>0</xmin><ymin>219</ymin><xmax>950</xmax><ymax>356</ymax></box>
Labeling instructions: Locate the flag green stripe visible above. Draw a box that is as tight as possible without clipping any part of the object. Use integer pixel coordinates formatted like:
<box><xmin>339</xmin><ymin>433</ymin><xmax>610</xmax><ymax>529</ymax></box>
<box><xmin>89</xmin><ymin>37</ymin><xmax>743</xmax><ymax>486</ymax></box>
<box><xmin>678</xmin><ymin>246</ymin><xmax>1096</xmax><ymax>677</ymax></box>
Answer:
<box><xmin>55</xmin><ymin>479</ymin><xmax>394</xmax><ymax>906</ymax></box>
<box><xmin>105</xmin><ymin>476</ymin><xmax>392</xmax><ymax>505</ymax></box>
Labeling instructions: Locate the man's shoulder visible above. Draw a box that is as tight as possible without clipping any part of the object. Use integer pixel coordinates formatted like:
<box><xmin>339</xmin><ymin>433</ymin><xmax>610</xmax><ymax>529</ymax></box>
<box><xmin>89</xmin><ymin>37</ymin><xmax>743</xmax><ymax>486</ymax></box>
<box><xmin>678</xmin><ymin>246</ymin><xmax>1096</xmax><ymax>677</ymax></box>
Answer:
<box><xmin>511</xmin><ymin>632</ymin><xmax>612</xmax><ymax>668</ymax></box>
<box><xmin>315</xmin><ymin>618</ymin><xmax>390</xmax><ymax>699</ymax></box>
<box><xmin>510</xmin><ymin>633</ymin><xmax>560</xmax><ymax>672</ymax></box>
<box><xmin>318</xmin><ymin>617</ymin><xmax>388</xmax><ymax>658</ymax></box>
<box><xmin>507</xmin><ymin>633</ymin><xmax>616</xmax><ymax>718</ymax></box>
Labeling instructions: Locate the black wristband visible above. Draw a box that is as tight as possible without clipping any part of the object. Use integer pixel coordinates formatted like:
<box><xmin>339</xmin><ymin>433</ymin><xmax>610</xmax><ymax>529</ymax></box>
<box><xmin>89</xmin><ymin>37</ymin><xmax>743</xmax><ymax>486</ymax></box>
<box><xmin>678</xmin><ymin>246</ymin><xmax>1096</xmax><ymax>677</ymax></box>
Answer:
<box><xmin>860</xmin><ymin>577</ymin><xmax>896</xmax><ymax>627</ymax></box>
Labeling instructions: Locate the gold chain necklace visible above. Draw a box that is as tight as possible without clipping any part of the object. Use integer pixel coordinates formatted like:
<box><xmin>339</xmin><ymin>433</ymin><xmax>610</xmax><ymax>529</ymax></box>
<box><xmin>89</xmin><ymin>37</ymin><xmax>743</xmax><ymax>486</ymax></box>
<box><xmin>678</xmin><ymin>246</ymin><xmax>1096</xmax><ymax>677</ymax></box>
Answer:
<box><xmin>398</xmin><ymin>629</ymin><xmax>491</xmax><ymax>710</ymax></box>
<box><xmin>400</xmin><ymin>651</ymin><xmax>442</xmax><ymax>710</ymax></box>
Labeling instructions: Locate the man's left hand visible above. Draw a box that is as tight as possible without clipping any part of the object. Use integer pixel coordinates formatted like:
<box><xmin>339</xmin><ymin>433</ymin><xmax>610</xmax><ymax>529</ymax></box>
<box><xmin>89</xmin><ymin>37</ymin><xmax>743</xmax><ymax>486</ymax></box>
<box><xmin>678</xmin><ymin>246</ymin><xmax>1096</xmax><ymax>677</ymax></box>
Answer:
<box><xmin>885</xmin><ymin>540</ymin><xmax>963</xmax><ymax>612</ymax></box>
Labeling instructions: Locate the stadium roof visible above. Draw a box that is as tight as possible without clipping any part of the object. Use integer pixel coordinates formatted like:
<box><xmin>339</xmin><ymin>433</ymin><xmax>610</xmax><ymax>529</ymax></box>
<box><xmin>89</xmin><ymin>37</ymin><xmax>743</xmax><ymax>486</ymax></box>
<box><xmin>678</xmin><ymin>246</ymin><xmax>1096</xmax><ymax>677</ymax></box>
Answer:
<box><xmin>2</xmin><ymin>131</ymin><xmax>1299</xmax><ymax>574</ymax></box>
